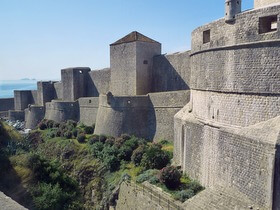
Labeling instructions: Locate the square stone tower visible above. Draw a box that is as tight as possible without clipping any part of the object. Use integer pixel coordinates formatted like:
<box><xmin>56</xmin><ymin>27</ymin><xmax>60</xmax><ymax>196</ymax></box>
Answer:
<box><xmin>110</xmin><ymin>31</ymin><xmax>161</xmax><ymax>96</ymax></box>
<box><xmin>61</xmin><ymin>67</ymin><xmax>90</xmax><ymax>101</ymax></box>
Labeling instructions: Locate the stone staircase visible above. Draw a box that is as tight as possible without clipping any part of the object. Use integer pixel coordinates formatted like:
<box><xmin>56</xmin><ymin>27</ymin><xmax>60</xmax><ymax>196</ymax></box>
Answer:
<box><xmin>183</xmin><ymin>186</ymin><xmax>266</xmax><ymax>210</ymax></box>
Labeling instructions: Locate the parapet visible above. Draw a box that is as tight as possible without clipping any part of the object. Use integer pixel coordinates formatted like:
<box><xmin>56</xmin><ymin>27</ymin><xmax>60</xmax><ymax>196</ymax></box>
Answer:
<box><xmin>191</xmin><ymin>4</ymin><xmax>280</xmax><ymax>94</ymax></box>
<box><xmin>255</xmin><ymin>0</ymin><xmax>280</xmax><ymax>8</ymax></box>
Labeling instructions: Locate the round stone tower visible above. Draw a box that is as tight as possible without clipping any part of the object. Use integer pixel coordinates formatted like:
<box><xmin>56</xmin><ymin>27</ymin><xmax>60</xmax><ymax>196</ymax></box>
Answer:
<box><xmin>225</xmin><ymin>0</ymin><xmax>242</xmax><ymax>22</ymax></box>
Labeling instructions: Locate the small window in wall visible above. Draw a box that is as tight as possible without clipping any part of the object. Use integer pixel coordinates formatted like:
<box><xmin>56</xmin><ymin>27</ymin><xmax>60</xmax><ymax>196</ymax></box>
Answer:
<box><xmin>203</xmin><ymin>29</ymin><xmax>211</xmax><ymax>44</ymax></box>
<box><xmin>143</xmin><ymin>60</ymin><xmax>148</xmax><ymax>64</ymax></box>
<box><xmin>89</xmin><ymin>100</ymin><xmax>92</xmax><ymax>103</ymax></box>
<box><xmin>259</xmin><ymin>15</ymin><xmax>278</xmax><ymax>34</ymax></box>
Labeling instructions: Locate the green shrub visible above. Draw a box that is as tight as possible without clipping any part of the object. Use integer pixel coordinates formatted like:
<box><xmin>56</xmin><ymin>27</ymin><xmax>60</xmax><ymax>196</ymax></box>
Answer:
<box><xmin>120</xmin><ymin>133</ymin><xmax>131</xmax><ymax>141</ymax></box>
<box><xmin>32</xmin><ymin>182</ymin><xmax>65</xmax><ymax>210</ymax></box>
<box><xmin>118</xmin><ymin>146</ymin><xmax>133</xmax><ymax>161</ymax></box>
<box><xmin>123</xmin><ymin>136</ymin><xmax>139</xmax><ymax>151</ymax></box>
<box><xmin>159</xmin><ymin>139</ymin><xmax>170</xmax><ymax>145</ymax></box>
<box><xmin>131</xmin><ymin>145</ymin><xmax>146</xmax><ymax>166</ymax></box>
<box><xmin>136</xmin><ymin>169</ymin><xmax>159</xmax><ymax>183</ymax></box>
<box><xmin>55</xmin><ymin>129</ymin><xmax>62</xmax><ymax>137</ymax></box>
<box><xmin>186</xmin><ymin>181</ymin><xmax>204</xmax><ymax>194</ymax></box>
<box><xmin>64</xmin><ymin>131</ymin><xmax>72</xmax><ymax>139</ymax></box>
<box><xmin>46</xmin><ymin>129</ymin><xmax>57</xmax><ymax>139</ymax></box>
<box><xmin>148</xmin><ymin>175</ymin><xmax>160</xmax><ymax>184</ymax></box>
<box><xmin>105</xmin><ymin>137</ymin><xmax>115</xmax><ymax>146</ymax></box>
<box><xmin>114</xmin><ymin>137</ymin><xmax>126</xmax><ymax>148</ymax></box>
<box><xmin>66</xmin><ymin>120</ymin><xmax>77</xmax><ymax>128</ymax></box>
<box><xmin>104</xmin><ymin>155</ymin><xmax>120</xmax><ymax>172</ymax></box>
<box><xmin>174</xmin><ymin>189</ymin><xmax>195</xmax><ymax>202</ymax></box>
<box><xmin>77</xmin><ymin>134</ymin><xmax>86</xmax><ymax>143</ymax></box>
<box><xmin>90</xmin><ymin>142</ymin><xmax>104</xmax><ymax>158</ymax></box>
<box><xmin>84</xmin><ymin>126</ymin><xmax>94</xmax><ymax>134</ymax></box>
<box><xmin>102</xmin><ymin>145</ymin><xmax>120</xmax><ymax>171</ymax></box>
<box><xmin>99</xmin><ymin>135</ymin><xmax>107</xmax><ymax>143</ymax></box>
<box><xmin>159</xmin><ymin>166</ymin><xmax>181</xmax><ymax>189</ymax></box>
<box><xmin>71</xmin><ymin>129</ymin><xmax>78</xmax><ymax>138</ymax></box>
<box><xmin>140</xmin><ymin>144</ymin><xmax>170</xmax><ymax>170</ymax></box>
<box><xmin>38</xmin><ymin>121</ymin><xmax>47</xmax><ymax>130</ymax></box>
<box><xmin>45</xmin><ymin>120</ymin><xmax>54</xmax><ymax>129</ymax></box>
<box><xmin>53</xmin><ymin>122</ymin><xmax>60</xmax><ymax>128</ymax></box>
<box><xmin>88</xmin><ymin>135</ymin><xmax>99</xmax><ymax>145</ymax></box>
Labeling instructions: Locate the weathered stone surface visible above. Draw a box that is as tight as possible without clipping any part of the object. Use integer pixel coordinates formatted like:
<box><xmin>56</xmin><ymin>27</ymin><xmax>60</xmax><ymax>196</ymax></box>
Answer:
<box><xmin>0</xmin><ymin>191</ymin><xmax>27</xmax><ymax>210</ymax></box>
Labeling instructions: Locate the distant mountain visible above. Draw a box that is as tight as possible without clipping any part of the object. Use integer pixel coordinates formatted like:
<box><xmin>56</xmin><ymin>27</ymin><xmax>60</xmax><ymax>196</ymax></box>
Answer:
<box><xmin>21</xmin><ymin>78</ymin><xmax>36</xmax><ymax>81</ymax></box>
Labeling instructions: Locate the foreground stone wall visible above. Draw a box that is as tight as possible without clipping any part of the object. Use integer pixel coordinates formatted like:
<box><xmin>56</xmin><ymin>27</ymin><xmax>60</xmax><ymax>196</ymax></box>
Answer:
<box><xmin>152</xmin><ymin>51</ymin><xmax>191</xmax><ymax>92</ymax></box>
<box><xmin>174</xmin><ymin>105</ymin><xmax>279</xmax><ymax>208</ymax></box>
<box><xmin>116</xmin><ymin>181</ymin><xmax>183</xmax><ymax>210</ymax></box>
<box><xmin>78</xmin><ymin>97</ymin><xmax>99</xmax><ymax>126</ymax></box>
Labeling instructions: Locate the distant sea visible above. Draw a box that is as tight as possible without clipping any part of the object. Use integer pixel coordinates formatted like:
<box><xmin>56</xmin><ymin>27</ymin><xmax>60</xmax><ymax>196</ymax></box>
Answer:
<box><xmin>0</xmin><ymin>80</ymin><xmax>37</xmax><ymax>99</ymax></box>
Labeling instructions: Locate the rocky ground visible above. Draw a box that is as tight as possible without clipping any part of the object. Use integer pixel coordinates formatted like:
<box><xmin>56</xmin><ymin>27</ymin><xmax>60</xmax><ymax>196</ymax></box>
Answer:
<box><xmin>0</xmin><ymin>191</ymin><xmax>27</xmax><ymax>210</ymax></box>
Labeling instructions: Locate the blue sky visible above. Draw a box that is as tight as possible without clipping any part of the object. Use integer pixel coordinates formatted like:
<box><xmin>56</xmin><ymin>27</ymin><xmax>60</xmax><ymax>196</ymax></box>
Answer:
<box><xmin>0</xmin><ymin>0</ymin><xmax>253</xmax><ymax>80</ymax></box>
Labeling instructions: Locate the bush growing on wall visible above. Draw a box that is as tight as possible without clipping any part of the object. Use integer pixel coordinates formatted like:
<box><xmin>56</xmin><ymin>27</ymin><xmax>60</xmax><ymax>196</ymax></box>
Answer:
<box><xmin>140</xmin><ymin>143</ymin><xmax>170</xmax><ymax>170</ymax></box>
<box><xmin>159</xmin><ymin>166</ymin><xmax>181</xmax><ymax>189</ymax></box>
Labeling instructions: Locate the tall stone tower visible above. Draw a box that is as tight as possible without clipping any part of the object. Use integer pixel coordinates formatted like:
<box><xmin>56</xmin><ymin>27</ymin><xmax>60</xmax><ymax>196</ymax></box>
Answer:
<box><xmin>225</xmin><ymin>0</ymin><xmax>242</xmax><ymax>22</ymax></box>
<box><xmin>255</xmin><ymin>0</ymin><xmax>280</xmax><ymax>8</ymax></box>
<box><xmin>110</xmin><ymin>31</ymin><xmax>161</xmax><ymax>96</ymax></box>
<box><xmin>61</xmin><ymin>67</ymin><xmax>90</xmax><ymax>101</ymax></box>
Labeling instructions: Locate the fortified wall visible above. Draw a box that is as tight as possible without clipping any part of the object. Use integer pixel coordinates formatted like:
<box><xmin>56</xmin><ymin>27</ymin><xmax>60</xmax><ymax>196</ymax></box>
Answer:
<box><xmin>1</xmin><ymin>32</ymin><xmax>190</xmax><ymax>142</ymax></box>
<box><xmin>1</xmin><ymin>0</ymin><xmax>280</xmax><ymax>208</ymax></box>
<box><xmin>174</xmin><ymin>0</ymin><xmax>280</xmax><ymax>209</ymax></box>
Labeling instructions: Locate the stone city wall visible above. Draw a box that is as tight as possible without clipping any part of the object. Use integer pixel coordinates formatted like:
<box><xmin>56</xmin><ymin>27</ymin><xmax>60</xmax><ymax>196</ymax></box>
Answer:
<box><xmin>37</xmin><ymin>81</ymin><xmax>56</xmax><ymax>106</ymax></box>
<box><xmin>174</xmin><ymin>108</ymin><xmax>279</xmax><ymax>208</ymax></box>
<box><xmin>14</xmin><ymin>90</ymin><xmax>36</xmax><ymax>111</ymax></box>
<box><xmin>25</xmin><ymin>105</ymin><xmax>45</xmax><ymax>129</ymax></box>
<box><xmin>8</xmin><ymin>110</ymin><xmax>25</xmax><ymax>121</ymax></box>
<box><xmin>45</xmin><ymin>100</ymin><xmax>79</xmax><ymax>122</ymax></box>
<box><xmin>255</xmin><ymin>0</ymin><xmax>280</xmax><ymax>8</ymax></box>
<box><xmin>61</xmin><ymin>67</ymin><xmax>90</xmax><ymax>101</ymax></box>
<box><xmin>0</xmin><ymin>98</ymin><xmax>14</xmax><ymax>112</ymax></box>
<box><xmin>116</xmin><ymin>181</ymin><xmax>184</xmax><ymax>210</ymax></box>
<box><xmin>148</xmin><ymin>90</ymin><xmax>190</xmax><ymax>141</ymax></box>
<box><xmin>191</xmin><ymin>90</ymin><xmax>280</xmax><ymax>127</ymax></box>
<box><xmin>54</xmin><ymin>82</ymin><xmax>63</xmax><ymax>99</ymax></box>
<box><xmin>87</xmin><ymin>68</ymin><xmax>111</xmax><ymax>97</ymax></box>
<box><xmin>191</xmin><ymin>5</ymin><xmax>280</xmax><ymax>94</ymax></box>
<box><xmin>94</xmin><ymin>95</ymin><xmax>153</xmax><ymax>139</ymax></box>
<box><xmin>78</xmin><ymin>97</ymin><xmax>99</xmax><ymax>126</ymax></box>
<box><xmin>152</xmin><ymin>51</ymin><xmax>191</xmax><ymax>92</ymax></box>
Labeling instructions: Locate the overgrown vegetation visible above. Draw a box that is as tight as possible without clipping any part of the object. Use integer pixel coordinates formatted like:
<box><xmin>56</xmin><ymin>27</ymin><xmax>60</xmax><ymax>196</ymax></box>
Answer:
<box><xmin>0</xmin><ymin>119</ymin><xmax>204</xmax><ymax>209</ymax></box>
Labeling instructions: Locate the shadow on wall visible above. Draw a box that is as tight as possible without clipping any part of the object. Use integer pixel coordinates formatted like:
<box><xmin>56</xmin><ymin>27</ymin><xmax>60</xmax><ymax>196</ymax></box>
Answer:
<box><xmin>273</xmin><ymin>144</ymin><xmax>280</xmax><ymax>209</ymax></box>
<box><xmin>87</xmin><ymin>74</ymin><xmax>99</xmax><ymax>97</ymax></box>
<box><xmin>152</xmin><ymin>55</ymin><xmax>189</xmax><ymax>92</ymax></box>
<box><xmin>94</xmin><ymin>95</ymin><xmax>156</xmax><ymax>141</ymax></box>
